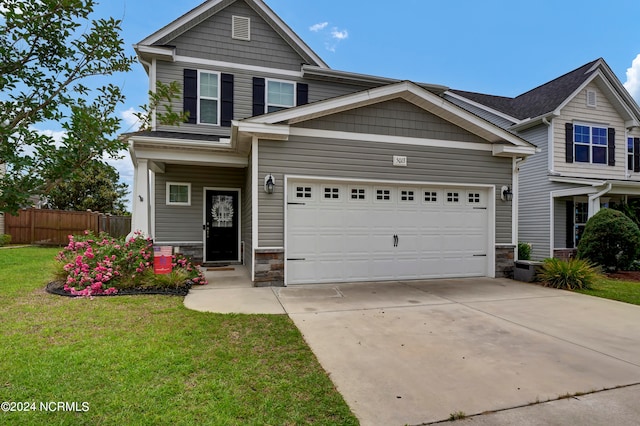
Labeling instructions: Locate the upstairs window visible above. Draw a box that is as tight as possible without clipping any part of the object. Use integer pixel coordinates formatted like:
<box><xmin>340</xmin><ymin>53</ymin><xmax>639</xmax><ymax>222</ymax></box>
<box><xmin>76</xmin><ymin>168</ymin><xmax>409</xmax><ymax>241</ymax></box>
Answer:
<box><xmin>629</xmin><ymin>137</ymin><xmax>634</xmax><ymax>171</ymax></box>
<box><xmin>574</xmin><ymin>124</ymin><xmax>607</xmax><ymax>164</ymax></box>
<box><xmin>199</xmin><ymin>71</ymin><xmax>219</xmax><ymax>125</ymax></box>
<box><xmin>267</xmin><ymin>80</ymin><xmax>295</xmax><ymax>113</ymax></box>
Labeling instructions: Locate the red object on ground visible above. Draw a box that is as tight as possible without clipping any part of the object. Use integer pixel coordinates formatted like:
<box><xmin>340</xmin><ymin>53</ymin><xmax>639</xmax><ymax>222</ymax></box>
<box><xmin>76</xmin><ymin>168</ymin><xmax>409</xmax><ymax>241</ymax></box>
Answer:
<box><xmin>153</xmin><ymin>246</ymin><xmax>173</xmax><ymax>274</ymax></box>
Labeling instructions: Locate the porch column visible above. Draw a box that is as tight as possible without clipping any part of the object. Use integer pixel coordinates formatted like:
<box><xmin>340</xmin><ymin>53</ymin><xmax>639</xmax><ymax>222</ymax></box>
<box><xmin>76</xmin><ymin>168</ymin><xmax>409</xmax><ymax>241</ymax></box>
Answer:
<box><xmin>129</xmin><ymin>159</ymin><xmax>150</xmax><ymax>238</ymax></box>
<box><xmin>587</xmin><ymin>183</ymin><xmax>612</xmax><ymax>219</ymax></box>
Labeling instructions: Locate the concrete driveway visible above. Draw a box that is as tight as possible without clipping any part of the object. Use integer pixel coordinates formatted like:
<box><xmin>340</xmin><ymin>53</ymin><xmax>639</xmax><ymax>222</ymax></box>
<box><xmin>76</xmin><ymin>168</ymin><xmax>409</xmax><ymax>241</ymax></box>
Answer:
<box><xmin>274</xmin><ymin>278</ymin><xmax>640</xmax><ymax>425</ymax></box>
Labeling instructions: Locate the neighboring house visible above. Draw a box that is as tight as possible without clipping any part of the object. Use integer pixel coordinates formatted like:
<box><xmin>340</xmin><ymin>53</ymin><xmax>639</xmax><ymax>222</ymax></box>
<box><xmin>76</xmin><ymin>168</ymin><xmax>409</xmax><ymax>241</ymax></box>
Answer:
<box><xmin>125</xmin><ymin>0</ymin><xmax>535</xmax><ymax>286</ymax></box>
<box><xmin>447</xmin><ymin>59</ymin><xmax>640</xmax><ymax>260</ymax></box>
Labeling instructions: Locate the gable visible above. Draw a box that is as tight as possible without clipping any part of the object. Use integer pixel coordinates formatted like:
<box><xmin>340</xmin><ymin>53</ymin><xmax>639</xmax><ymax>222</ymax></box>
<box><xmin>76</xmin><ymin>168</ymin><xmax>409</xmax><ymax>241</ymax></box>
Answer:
<box><xmin>561</xmin><ymin>80</ymin><xmax>625</xmax><ymax>127</ymax></box>
<box><xmin>294</xmin><ymin>99</ymin><xmax>487</xmax><ymax>144</ymax></box>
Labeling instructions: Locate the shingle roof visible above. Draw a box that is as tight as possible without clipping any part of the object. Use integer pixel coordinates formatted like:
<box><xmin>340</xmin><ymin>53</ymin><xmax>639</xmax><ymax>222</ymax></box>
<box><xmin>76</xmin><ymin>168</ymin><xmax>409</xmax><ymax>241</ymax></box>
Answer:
<box><xmin>450</xmin><ymin>59</ymin><xmax>601</xmax><ymax>120</ymax></box>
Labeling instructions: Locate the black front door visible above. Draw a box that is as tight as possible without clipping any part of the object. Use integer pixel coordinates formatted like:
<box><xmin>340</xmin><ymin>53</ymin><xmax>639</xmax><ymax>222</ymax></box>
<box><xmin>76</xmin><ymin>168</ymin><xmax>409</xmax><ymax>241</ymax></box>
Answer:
<box><xmin>205</xmin><ymin>190</ymin><xmax>239</xmax><ymax>262</ymax></box>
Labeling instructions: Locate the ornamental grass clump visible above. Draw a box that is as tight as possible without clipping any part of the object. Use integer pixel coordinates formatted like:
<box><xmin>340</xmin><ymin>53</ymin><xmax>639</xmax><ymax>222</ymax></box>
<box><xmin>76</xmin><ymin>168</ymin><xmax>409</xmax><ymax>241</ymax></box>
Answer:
<box><xmin>537</xmin><ymin>258</ymin><xmax>600</xmax><ymax>290</ymax></box>
<box><xmin>55</xmin><ymin>231</ymin><xmax>206</xmax><ymax>297</ymax></box>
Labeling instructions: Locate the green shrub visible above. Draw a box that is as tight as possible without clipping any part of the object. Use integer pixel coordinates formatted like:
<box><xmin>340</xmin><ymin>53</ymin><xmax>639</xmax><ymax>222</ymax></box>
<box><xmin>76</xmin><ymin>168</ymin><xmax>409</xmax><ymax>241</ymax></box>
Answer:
<box><xmin>537</xmin><ymin>258</ymin><xmax>599</xmax><ymax>290</ymax></box>
<box><xmin>577</xmin><ymin>208</ymin><xmax>640</xmax><ymax>271</ymax></box>
<box><xmin>0</xmin><ymin>234</ymin><xmax>11</xmax><ymax>246</ymax></box>
<box><xmin>518</xmin><ymin>242</ymin><xmax>532</xmax><ymax>260</ymax></box>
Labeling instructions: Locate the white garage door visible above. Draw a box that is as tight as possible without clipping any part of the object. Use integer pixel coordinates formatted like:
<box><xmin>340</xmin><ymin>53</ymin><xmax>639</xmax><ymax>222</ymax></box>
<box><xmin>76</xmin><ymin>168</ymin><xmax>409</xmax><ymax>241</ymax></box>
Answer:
<box><xmin>286</xmin><ymin>180</ymin><xmax>491</xmax><ymax>285</ymax></box>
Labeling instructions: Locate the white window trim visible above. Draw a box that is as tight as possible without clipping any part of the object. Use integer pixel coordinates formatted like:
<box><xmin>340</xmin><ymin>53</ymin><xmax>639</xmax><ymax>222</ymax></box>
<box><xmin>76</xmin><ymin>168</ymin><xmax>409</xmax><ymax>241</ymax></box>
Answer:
<box><xmin>198</xmin><ymin>70</ymin><xmax>220</xmax><ymax>126</ymax></box>
<box><xmin>166</xmin><ymin>182</ymin><xmax>191</xmax><ymax>206</ymax></box>
<box><xmin>266</xmin><ymin>78</ymin><xmax>295</xmax><ymax>113</ymax></box>
<box><xmin>574</xmin><ymin>122</ymin><xmax>608</xmax><ymax>165</ymax></box>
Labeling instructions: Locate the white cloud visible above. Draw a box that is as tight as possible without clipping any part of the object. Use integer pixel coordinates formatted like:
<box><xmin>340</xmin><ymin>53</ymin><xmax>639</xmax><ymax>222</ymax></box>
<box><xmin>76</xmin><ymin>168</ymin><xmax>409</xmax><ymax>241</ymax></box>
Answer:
<box><xmin>35</xmin><ymin>128</ymin><xmax>67</xmax><ymax>147</ymax></box>
<box><xmin>309</xmin><ymin>22</ymin><xmax>328</xmax><ymax>32</ymax></box>
<box><xmin>624</xmin><ymin>54</ymin><xmax>640</xmax><ymax>103</ymax></box>
<box><xmin>120</xmin><ymin>107</ymin><xmax>142</xmax><ymax>133</ymax></box>
<box><xmin>331</xmin><ymin>28</ymin><xmax>349</xmax><ymax>40</ymax></box>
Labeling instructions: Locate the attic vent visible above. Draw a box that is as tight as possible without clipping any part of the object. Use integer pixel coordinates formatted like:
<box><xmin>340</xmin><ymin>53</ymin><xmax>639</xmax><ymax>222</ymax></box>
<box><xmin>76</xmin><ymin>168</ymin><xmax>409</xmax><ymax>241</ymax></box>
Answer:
<box><xmin>586</xmin><ymin>89</ymin><xmax>597</xmax><ymax>108</ymax></box>
<box><xmin>232</xmin><ymin>16</ymin><xmax>250</xmax><ymax>41</ymax></box>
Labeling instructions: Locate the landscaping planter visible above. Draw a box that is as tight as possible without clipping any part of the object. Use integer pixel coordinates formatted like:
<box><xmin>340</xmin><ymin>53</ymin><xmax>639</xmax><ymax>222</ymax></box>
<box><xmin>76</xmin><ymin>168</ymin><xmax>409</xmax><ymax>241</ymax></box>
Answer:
<box><xmin>514</xmin><ymin>260</ymin><xmax>543</xmax><ymax>282</ymax></box>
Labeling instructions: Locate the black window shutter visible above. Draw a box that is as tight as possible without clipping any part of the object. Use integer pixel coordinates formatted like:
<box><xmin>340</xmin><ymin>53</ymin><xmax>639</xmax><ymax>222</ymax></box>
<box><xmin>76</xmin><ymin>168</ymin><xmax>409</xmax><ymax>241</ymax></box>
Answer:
<box><xmin>220</xmin><ymin>73</ymin><xmax>234</xmax><ymax>127</ymax></box>
<box><xmin>634</xmin><ymin>138</ymin><xmax>640</xmax><ymax>172</ymax></box>
<box><xmin>183</xmin><ymin>69</ymin><xmax>197</xmax><ymax>124</ymax></box>
<box><xmin>607</xmin><ymin>128</ymin><xmax>615</xmax><ymax>166</ymax></box>
<box><xmin>252</xmin><ymin>77</ymin><xmax>265</xmax><ymax>116</ymax></box>
<box><xmin>566</xmin><ymin>200</ymin><xmax>575</xmax><ymax>248</ymax></box>
<box><xmin>296</xmin><ymin>83</ymin><xmax>309</xmax><ymax>106</ymax></box>
<box><xmin>565</xmin><ymin>123</ymin><xmax>574</xmax><ymax>163</ymax></box>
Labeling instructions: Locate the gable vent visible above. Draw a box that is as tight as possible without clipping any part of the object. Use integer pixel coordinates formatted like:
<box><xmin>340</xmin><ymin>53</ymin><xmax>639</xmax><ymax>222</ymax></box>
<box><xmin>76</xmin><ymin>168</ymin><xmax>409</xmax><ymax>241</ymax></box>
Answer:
<box><xmin>232</xmin><ymin>16</ymin><xmax>250</xmax><ymax>41</ymax></box>
<box><xmin>586</xmin><ymin>89</ymin><xmax>597</xmax><ymax>108</ymax></box>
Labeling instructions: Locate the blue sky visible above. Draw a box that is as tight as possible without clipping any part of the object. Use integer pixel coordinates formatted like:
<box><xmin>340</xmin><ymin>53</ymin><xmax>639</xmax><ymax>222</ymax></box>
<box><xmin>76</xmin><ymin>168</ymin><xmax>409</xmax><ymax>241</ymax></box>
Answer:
<box><xmin>37</xmin><ymin>0</ymin><xmax>640</xmax><ymax>207</ymax></box>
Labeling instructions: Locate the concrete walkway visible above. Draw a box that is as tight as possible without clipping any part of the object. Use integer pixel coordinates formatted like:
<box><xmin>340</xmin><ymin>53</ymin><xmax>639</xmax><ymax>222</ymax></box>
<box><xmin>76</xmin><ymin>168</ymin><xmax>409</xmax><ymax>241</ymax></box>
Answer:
<box><xmin>185</xmin><ymin>270</ymin><xmax>640</xmax><ymax>425</ymax></box>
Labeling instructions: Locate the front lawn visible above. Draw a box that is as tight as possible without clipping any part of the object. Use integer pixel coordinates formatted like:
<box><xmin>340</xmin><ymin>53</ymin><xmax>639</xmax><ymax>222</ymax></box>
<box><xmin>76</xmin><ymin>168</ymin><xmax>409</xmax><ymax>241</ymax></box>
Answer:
<box><xmin>0</xmin><ymin>247</ymin><xmax>357</xmax><ymax>425</ymax></box>
<box><xmin>575</xmin><ymin>276</ymin><xmax>640</xmax><ymax>306</ymax></box>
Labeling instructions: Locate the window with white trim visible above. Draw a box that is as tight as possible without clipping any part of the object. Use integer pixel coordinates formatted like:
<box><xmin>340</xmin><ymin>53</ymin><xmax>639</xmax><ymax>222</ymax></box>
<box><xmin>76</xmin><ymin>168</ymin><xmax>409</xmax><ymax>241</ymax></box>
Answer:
<box><xmin>375</xmin><ymin>189</ymin><xmax>391</xmax><ymax>201</ymax></box>
<box><xmin>166</xmin><ymin>182</ymin><xmax>191</xmax><ymax>206</ymax></box>
<box><xmin>267</xmin><ymin>80</ymin><xmax>294</xmax><ymax>113</ymax></box>
<box><xmin>424</xmin><ymin>191</ymin><xmax>438</xmax><ymax>203</ymax></box>
<box><xmin>446</xmin><ymin>192</ymin><xmax>460</xmax><ymax>203</ymax></box>
<box><xmin>199</xmin><ymin>71</ymin><xmax>219</xmax><ymax>125</ymax></box>
<box><xmin>295</xmin><ymin>186</ymin><xmax>312</xmax><ymax>199</ymax></box>
<box><xmin>628</xmin><ymin>137</ymin><xmax>634</xmax><ymax>171</ymax></box>
<box><xmin>574</xmin><ymin>124</ymin><xmax>607</xmax><ymax>164</ymax></box>
<box><xmin>323</xmin><ymin>187</ymin><xmax>340</xmax><ymax>200</ymax></box>
<box><xmin>468</xmin><ymin>192</ymin><xmax>481</xmax><ymax>204</ymax></box>
<box><xmin>350</xmin><ymin>188</ymin><xmax>366</xmax><ymax>200</ymax></box>
<box><xmin>400</xmin><ymin>190</ymin><xmax>415</xmax><ymax>202</ymax></box>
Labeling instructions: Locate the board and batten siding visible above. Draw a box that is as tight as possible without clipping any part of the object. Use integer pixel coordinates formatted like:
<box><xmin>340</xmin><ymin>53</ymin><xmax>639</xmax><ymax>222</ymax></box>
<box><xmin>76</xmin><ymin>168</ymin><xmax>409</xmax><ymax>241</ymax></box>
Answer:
<box><xmin>257</xmin><ymin>136</ymin><xmax>513</xmax><ymax>247</ymax></box>
<box><xmin>553</xmin><ymin>82</ymin><xmax>630</xmax><ymax>180</ymax></box>
<box><xmin>167</xmin><ymin>1</ymin><xmax>307</xmax><ymax>72</ymax></box>
<box><xmin>154</xmin><ymin>165</ymin><xmax>246</xmax><ymax>242</ymax></box>
<box><xmin>154</xmin><ymin>59</ymin><xmax>367</xmax><ymax>135</ymax></box>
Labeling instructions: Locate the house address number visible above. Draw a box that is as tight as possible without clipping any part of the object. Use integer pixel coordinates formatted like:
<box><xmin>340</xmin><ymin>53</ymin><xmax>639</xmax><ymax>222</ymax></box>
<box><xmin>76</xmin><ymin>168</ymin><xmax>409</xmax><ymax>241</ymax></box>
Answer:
<box><xmin>393</xmin><ymin>155</ymin><xmax>407</xmax><ymax>167</ymax></box>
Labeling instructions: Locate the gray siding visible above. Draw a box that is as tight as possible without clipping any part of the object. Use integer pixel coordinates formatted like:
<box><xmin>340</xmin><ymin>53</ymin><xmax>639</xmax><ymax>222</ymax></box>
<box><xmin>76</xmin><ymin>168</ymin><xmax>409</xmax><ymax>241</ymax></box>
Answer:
<box><xmin>168</xmin><ymin>0</ymin><xmax>306</xmax><ymax>71</ymax></box>
<box><xmin>155</xmin><ymin>59</ymin><xmax>367</xmax><ymax>135</ymax></box>
<box><xmin>298</xmin><ymin>99</ymin><xmax>489</xmax><ymax>143</ymax></box>
<box><xmin>257</xmin><ymin>136</ymin><xmax>513</xmax><ymax>247</ymax></box>
<box><xmin>517</xmin><ymin>125</ymin><xmax>551</xmax><ymax>260</ymax></box>
<box><xmin>154</xmin><ymin>165</ymin><xmax>246</xmax><ymax>242</ymax></box>
<box><xmin>444</xmin><ymin>94</ymin><xmax>516</xmax><ymax>129</ymax></box>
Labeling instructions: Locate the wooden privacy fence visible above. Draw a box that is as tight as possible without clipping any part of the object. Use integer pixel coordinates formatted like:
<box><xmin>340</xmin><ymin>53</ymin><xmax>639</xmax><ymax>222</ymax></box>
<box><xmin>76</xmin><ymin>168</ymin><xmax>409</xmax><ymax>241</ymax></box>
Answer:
<box><xmin>5</xmin><ymin>208</ymin><xmax>131</xmax><ymax>245</ymax></box>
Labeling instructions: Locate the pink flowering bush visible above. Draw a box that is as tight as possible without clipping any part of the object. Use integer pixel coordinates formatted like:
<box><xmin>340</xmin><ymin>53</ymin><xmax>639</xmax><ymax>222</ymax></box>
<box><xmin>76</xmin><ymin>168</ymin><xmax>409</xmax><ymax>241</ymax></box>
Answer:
<box><xmin>54</xmin><ymin>231</ymin><xmax>207</xmax><ymax>297</ymax></box>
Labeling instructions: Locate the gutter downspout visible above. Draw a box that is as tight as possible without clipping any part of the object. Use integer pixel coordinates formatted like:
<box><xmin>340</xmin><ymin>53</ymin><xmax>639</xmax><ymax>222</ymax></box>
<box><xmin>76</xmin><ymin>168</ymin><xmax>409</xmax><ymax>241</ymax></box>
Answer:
<box><xmin>588</xmin><ymin>183</ymin><xmax>612</xmax><ymax>219</ymax></box>
<box><xmin>513</xmin><ymin>157</ymin><xmax>525</xmax><ymax>259</ymax></box>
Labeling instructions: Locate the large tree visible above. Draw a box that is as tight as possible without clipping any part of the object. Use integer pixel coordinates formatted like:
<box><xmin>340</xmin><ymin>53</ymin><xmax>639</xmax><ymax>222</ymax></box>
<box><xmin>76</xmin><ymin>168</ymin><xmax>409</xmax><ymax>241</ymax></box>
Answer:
<box><xmin>46</xmin><ymin>160</ymin><xmax>129</xmax><ymax>214</ymax></box>
<box><xmin>0</xmin><ymin>0</ymin><xmax>135</xmax><ymax>214</ymax></box>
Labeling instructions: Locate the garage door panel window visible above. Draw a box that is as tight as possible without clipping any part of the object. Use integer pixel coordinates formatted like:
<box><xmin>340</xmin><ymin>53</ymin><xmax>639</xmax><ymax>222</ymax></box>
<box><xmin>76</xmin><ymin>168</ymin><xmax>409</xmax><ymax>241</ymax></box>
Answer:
<box><xmin>350</xmin><ymin>187</ymin><xmax>366</xmax><ymax>201</ymax></box>
<box><xmin>424</xmin><ymin>190</ymin><xmax>438</xmax><ymax>203</ymax></box>
<box><xmin>446</xmin><ymin>192</ymin><xmax>460</xmax><ymax>203</ymax></box>
<box><xmin>375</xmin><ymin>189</ymin><xmax>392</xmax><ymax>202</ymax></box>
<box><xmin>323</xmin><ymin>187</ymin><xmax>340</xmax><ymax>201</ymax></box>
<box><xmin>295</xmin><ymin>186</ymin><xmax>313</xmax><ymax>199</ymax></box>
<box><xmin>467</xmin><ymin>192</ymin><xmax>481</xmax><ymax>204</ymax></box>
<box><xmin>400</xmin><ymin>190</ymin><xmax>416</xmax><ymax>202</ymax></box>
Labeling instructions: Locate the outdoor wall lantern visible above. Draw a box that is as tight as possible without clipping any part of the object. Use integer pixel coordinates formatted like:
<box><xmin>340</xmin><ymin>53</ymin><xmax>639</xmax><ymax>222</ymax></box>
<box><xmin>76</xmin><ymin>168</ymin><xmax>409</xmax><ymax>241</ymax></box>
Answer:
<box><xmin>501</xmin><ymin>185</ymin><xmax>513</xmax><ymax>202</ymax></box>
<box><xmin>264</xmin><ymin>174</ymin><xmax>276</xmax><ymax>194</ymax></box>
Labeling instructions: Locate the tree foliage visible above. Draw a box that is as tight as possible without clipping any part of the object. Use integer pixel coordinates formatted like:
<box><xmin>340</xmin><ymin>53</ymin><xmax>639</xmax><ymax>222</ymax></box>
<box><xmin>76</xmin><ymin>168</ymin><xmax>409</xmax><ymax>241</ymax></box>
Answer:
<box><xmin>133</xmin><ymin>80</ymin><xmax>190</xmax><ymax>132</ymax></box>
<box><xmin>0</xmin><ymin>0</ymin><xmax>135</xmax><ymax>214</ymax></box>
<box><xmin>577</xmin><ymin>208</ymin><xmax>640</xmax><ymax>271</ymax></box>
<box><xmin>46</xmin><ymin>161</ymin><xmax>129</xmax><ymax>214</ymax></box>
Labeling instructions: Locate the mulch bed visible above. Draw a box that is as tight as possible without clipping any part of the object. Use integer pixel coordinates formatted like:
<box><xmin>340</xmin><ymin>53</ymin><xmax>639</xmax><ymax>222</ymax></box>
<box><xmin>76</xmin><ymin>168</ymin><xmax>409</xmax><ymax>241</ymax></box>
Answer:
<box><xmin>605</xmin><ymin>271</ymin><xmax>640</xmax><ymax>282</ymax></box>
<box><xmin>46</xmin><ymin>281</ymin><xmax>193</xmax><ymax>297</ymax></box>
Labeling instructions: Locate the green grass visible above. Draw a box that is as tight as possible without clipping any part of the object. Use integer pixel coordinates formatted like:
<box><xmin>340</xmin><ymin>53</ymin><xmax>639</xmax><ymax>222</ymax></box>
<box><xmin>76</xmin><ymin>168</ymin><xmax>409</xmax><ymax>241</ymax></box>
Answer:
<box><xmin>0</xmin><ymin>247</ymin><xmax>358</xmax><ymax>425</ymax></box>
<box><xmin>576</xmin><ymin>276</ymin><xmax>640</xmax><ymax>306</ymax></box>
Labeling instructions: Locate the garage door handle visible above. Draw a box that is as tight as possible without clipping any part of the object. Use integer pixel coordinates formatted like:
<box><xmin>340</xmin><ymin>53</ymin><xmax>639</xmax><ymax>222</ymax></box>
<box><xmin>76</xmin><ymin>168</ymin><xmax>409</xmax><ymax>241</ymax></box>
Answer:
<box><xmin>393</xmin><ymin>234</ymin><xmax>398</xmax><ymax>247</ymax></box>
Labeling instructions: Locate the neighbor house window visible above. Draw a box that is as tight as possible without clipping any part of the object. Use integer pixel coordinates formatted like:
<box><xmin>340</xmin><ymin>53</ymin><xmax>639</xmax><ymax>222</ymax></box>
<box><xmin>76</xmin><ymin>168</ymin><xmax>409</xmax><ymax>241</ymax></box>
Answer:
<box><xmin>628</xmin><ymin>137</ymin><xmax>634</xmax><ymax>171</ymax></box>
<box><xmin>267</xmin><ymin>80</ymin><xmax>294</xmax><ymax>113</ymax></box>
<box><xmin>167</xmin><ymin>182</ymin><xmax>191</xmax><ymax>206</ymax></box>
<box><xmin>199</xmin><ymin>71</ymin><xmax>219</xmax><ymax>125</ymax></box>
<box><xmin>574</xmin><ymin>124</ymin><xmax>607</xmax><ymax>164</ymax></box>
